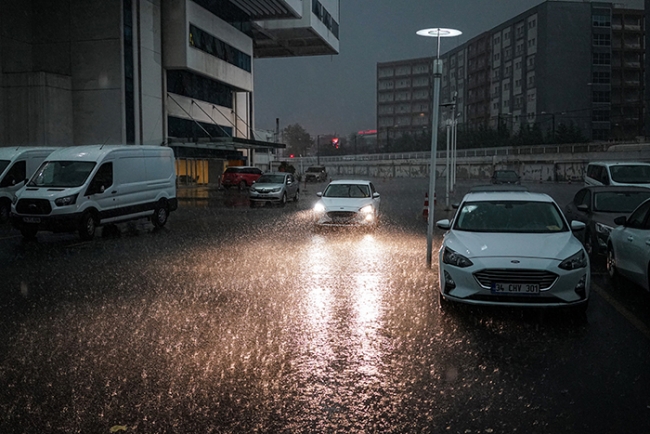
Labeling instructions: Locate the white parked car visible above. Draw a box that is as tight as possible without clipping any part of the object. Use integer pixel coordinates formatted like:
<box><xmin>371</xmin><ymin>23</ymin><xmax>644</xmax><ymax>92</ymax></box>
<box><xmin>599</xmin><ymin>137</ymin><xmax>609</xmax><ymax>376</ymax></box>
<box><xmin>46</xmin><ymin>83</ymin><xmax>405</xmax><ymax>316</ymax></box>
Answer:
<box><xmin>313</xmin><ymin>179</ymin><xmax>380</xmax><ymax>228</ymax></box>
<box><xmin>606</xmin><ymin>198</ymin><xmax>650</xmax><ymax>291</ymax></box>
<box><xmin>436</xmin><ymin>190</ymin><xmax>590</xmax><ymax>313</ymax></box>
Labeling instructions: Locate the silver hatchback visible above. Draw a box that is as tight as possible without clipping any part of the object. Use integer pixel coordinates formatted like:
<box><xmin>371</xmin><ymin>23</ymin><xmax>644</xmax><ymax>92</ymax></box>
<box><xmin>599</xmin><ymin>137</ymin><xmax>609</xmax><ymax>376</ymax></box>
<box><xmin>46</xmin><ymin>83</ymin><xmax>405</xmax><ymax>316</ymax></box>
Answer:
<box><xmin>249</xmin><ymin>172</ymin><xmax>299</xmax><ymax>207</ymax></box>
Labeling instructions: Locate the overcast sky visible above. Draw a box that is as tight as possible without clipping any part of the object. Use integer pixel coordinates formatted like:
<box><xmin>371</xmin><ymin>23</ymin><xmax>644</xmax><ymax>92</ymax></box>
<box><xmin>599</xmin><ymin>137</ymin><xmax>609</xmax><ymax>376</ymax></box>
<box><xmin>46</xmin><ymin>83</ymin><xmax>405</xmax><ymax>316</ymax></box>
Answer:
<box><xmin>253</xmin><ymin>0</ymin><xmax>546</xmax><ymax>138</ymax></box>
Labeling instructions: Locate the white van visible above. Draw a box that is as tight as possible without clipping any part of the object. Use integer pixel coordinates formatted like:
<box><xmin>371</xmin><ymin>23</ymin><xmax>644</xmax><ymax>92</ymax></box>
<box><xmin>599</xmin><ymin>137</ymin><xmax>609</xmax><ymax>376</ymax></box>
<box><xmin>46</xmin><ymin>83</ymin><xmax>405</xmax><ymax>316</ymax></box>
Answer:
<box><xmin>584</xmin><ymin>161</ymin><xmax>650</xmax><ymax>188</ymax></box>
<box><xmin>11</xmin><ymin>145</ymin><xmax>178</xmax><ymax>240</ymax></box>
<box><xmin>0</xmin><ymin>147</ymin><xmax>59</xmax><ymax>223</ymax></box>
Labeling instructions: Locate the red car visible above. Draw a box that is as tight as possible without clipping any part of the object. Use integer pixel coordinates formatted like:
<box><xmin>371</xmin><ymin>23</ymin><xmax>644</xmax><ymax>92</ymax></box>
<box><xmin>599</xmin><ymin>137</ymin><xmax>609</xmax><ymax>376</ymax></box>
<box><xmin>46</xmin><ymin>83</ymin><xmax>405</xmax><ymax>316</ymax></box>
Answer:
<box><xmin>221</xmin><ymin>166</ymin><xmax>263</xmax><ymax>190</ymax></box>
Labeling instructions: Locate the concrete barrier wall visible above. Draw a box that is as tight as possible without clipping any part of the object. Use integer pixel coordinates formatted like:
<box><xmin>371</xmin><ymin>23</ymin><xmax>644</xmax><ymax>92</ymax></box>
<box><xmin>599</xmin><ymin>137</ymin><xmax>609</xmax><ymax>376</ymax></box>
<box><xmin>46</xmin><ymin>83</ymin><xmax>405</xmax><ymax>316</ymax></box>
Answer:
<box><xmin>276</xmin><ymin>149</ymin><xmax>650</xmax><ymax>182</ymax></box>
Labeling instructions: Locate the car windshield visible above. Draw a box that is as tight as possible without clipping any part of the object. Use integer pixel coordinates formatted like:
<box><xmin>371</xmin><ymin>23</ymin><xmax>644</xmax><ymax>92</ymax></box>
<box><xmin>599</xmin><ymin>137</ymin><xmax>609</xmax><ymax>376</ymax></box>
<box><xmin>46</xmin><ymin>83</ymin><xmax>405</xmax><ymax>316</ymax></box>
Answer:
<box><xmin>593</xmin><ymin>191</ymin><xmax>650</xmax><ymax>212</ymax></box>
<box><xmin>609</xmin><ymin>165</ymin><xmax>650</xmax><ymax>184</ymax></box>
<box><xmin>0</xmin><ymin>160</ymin><xmax>10</xmax><ymax>175</ymax></box>
<box><xmin>495</xmin><ymin>171</ymin><xmax>518</xmax><ymax>180</ymax></box>
<box><xmin>323</xmin><ymin>183</ymin><xmax>370</xmax><ymax>198</ymax></box>
<box><xmin>256</xmin><ymin>174</ymin><xmax>285</xmax><ymax>184</ymax></box>
<box><xmin>454</xmin><ymin>200</ymin><xmax>567</xmax><ymax>233</ymax></box>
<box><xmin>28</xmin><ymin>160</ymin><xmax>96</xmax><ymax>188</ymax></box>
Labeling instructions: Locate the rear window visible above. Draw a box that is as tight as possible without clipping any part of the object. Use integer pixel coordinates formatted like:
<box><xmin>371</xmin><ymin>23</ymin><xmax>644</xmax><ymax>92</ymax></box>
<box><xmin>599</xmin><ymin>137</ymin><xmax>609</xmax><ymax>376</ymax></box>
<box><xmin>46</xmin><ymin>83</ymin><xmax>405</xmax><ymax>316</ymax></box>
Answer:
<box><xmin>224</xmin><ymin>167</ymin><xmax>243</xmax><ymax>174</ymax></box>
<box><xmin>609</xmin><ymin>164</ymin><xmax>650</xmax><ymax>184</ymax></box>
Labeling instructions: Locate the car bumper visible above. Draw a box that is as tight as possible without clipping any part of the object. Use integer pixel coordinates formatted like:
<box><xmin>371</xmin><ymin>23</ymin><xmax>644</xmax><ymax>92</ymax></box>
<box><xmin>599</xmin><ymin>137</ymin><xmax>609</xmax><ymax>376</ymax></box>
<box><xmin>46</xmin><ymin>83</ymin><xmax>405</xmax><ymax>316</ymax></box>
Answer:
<box><xmin>438</xmin><ymin>255</ymin><xmax>590</xmax><ymax>308</ymax></box>
<box><xmin>250</xmin><ymin>192</ymin><xmax>284</xmax><ymax>202</ymax></box>
<box><xmin>314</xmin><ymin>211</ymin><xmax>377</xmax><ymax>227</ymax></box>
<box><xmin>11</xmin><ymin>212</ymin><xmax>82</xmax><ymax>233</ymax></box>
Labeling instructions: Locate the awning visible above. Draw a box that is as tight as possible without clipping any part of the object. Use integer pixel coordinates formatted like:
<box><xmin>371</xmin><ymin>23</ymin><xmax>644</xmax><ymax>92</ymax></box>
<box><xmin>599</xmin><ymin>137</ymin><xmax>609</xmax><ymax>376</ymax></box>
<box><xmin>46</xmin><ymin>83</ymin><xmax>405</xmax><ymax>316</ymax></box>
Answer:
<box><xmin>168</xmin><ymin>137</ymin><xmax>285</xmax><ymax>159</ymax></box>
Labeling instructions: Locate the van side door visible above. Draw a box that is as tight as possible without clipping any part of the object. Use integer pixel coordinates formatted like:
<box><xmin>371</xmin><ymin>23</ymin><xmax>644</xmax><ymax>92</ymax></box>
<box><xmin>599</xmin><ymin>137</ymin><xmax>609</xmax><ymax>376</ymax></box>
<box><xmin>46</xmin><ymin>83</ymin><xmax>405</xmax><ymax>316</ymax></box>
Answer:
<box><xmin>85</xmin><ymin>162</ymin><xmax>117</xmax><ymax>219</ymax></box>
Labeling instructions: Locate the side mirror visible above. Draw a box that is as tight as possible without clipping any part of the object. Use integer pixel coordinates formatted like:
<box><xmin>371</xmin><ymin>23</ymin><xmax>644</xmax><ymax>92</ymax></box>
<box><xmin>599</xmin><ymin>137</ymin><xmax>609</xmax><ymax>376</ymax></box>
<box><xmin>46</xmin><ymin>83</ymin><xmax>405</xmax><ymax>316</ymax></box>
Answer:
<box><xmin>571</xmin><ymin>220</ymin><xmax>586</xmax><ymax>231</ymax></box>
<box><xmin>436</xmin><ymin>219</ymin><xmax>451</xmax><ymax>230</ymax></box>
<box><xmin>614</xmin><ymin>216</ymin><xmax>627</xmax><ymax>226</ymax></box>
<box><xmin>316</xmin><ymin>192</ymin><xmax>323</xmax><ymax>197</ymax></box>
<box><xmin>372</xmin><ymin>192</ymin><xmax>380</xmax><ymax>198</ymax></box>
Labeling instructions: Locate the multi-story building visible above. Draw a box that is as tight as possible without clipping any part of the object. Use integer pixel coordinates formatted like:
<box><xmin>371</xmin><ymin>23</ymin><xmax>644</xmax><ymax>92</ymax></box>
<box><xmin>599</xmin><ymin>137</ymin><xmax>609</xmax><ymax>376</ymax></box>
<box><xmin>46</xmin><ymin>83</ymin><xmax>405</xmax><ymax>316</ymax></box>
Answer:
<box><xmin>377</xmin><ymin>0</ymin><xmax>644</xmax><ymax>146</ymax></box>
<box><xmin>0</xmin><ymin>0</ymin><xmax>339</xmax><ymax>181</ymax></box>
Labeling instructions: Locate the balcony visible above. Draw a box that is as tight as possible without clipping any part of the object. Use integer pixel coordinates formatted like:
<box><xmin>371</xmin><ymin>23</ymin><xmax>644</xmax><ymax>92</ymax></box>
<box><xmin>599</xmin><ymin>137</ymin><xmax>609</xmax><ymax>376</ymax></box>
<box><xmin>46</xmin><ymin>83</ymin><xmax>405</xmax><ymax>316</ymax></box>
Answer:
<box><xmin>252</xmin><ymin>0</ymin><xmax>339</xmax><ymax>58</ymax></box>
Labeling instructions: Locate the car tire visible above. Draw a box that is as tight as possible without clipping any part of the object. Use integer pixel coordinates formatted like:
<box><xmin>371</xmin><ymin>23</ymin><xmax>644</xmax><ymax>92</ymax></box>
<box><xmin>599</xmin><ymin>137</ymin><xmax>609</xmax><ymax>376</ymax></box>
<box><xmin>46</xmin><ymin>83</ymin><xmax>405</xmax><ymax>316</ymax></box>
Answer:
<box><xmin>0</xmin><ymin>199</ymin><xmax>10</xmax><ymax>224</ymax></box>
<box><xmin>294</xmin><ymin>190</ymin><xmax>300</xmax><ymax>202</ymax></box>
<box><xmin>238</xmin><ymin>181</ymin><xmax>247</xmax><ymax>191</ymax></box>
<box><xmin>152</xmin><ymin>202</ymin><xmax>169</xmax><ymax>228</ymax></box>
<box><xmin>280</xmin><ymin>192</ymin><xmax>287</xmax><ymax>206</ymax></box>
<box><xmin>606</xmin><ymin>244</ymin><xmax>618</xmax><ymax>282</ymax></box>
<box><xmin>78</xmin><ymin>211</ymin><xmax>97</xmax><ymax>241</ymax></box>
<box><xmin>20</xmin><ymin>224</ymin><xmax>38</xmax><ymax>240</ymax></box>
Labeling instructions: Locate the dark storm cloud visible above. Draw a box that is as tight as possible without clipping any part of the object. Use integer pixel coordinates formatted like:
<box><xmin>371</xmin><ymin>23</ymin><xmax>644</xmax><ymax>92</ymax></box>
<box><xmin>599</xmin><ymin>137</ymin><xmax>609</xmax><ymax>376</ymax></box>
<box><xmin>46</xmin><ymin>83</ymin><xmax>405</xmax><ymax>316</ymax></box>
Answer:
<box><xmin>253</xmin><ymin>0</ymin><xmax>543</xmax><ymax>138</ymax></box>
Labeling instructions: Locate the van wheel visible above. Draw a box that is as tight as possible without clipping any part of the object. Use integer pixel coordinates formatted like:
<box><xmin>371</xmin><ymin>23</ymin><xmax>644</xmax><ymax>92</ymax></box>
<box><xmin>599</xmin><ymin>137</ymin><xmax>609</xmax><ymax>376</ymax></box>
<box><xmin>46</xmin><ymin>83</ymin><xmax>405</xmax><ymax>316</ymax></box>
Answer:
<box><xmin>20</xmin><ymin>224</ymin><xmax>38</xmax><ymax>240</ymax></box>
<box><xmin>152</xmin><ymin>203</ymin><xmax>169</xmax><ymax>228</ymax></box>
<box><xmin>0</xmin><ymin>200</ymin><xmax>10</xmax><ymax>224</ymax></box>
<box><xmin>78</xmin><ymin>211</ymin><xmax>96</xmax><ymax>241</ymax></box>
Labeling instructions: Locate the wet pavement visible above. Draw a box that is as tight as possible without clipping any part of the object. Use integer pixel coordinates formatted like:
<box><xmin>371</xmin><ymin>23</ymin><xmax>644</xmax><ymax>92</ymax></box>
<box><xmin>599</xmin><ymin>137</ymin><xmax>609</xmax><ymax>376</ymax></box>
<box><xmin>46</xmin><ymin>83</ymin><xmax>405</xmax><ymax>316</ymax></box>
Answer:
<box><xmin>0</xmin><ymin>178</ymin><xmax>649</xmax><ymax>433</ymax></box>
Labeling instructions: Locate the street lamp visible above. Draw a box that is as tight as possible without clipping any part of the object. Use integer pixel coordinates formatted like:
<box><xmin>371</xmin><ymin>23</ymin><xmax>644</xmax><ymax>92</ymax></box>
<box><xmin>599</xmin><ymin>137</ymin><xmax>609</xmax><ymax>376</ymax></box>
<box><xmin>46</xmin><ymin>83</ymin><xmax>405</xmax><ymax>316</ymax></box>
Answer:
<box><xmin>417</xmin><ymin>27</ymin><xmax>462</xmax><ymax>268</ymax></box>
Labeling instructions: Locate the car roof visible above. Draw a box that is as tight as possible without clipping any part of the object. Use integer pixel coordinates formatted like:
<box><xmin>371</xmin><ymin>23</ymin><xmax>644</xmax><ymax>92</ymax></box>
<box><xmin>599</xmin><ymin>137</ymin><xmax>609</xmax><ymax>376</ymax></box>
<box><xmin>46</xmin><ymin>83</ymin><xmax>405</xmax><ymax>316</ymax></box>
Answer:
<box><xmin>259</xmin><ymin>172</ymin><xmax>288</xmax><ymax>176</ymax></box>
<box><xmin>327</xmin><ymin>179</ymin><xmax>371</xmax><ymax>185</ymax></box>
<box><xmin>461</xmin><ymin>191</ymin><xmax>554</xmax><ymax>203</ymax></box>
<box><xmin>588</xmin><ymin>161</ymin><xmax>650</xmax><ymax>167</ymax></box>
<box><xmin>469</xmin><ymin>184</ymin><xmax>529</xmax><ymax>192</ymax></box>
<box><xmin>578</xmin><ymin>185</ymin><xmax>650</xmax><ymax>193</ymax></box>
<box><xmin>226</xmin><ymin>165</ymin><xmax>257</xmax><ymax>170</ymax></box>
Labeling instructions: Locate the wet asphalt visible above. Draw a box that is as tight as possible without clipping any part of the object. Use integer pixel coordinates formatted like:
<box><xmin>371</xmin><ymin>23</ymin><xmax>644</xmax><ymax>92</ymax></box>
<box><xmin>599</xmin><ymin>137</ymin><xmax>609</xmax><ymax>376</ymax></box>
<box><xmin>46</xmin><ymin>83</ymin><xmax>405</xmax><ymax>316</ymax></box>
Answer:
<box><xmin>0</xmin><ymin>177</ymin><xmax>649</xmax><ymax>433</ymax></box>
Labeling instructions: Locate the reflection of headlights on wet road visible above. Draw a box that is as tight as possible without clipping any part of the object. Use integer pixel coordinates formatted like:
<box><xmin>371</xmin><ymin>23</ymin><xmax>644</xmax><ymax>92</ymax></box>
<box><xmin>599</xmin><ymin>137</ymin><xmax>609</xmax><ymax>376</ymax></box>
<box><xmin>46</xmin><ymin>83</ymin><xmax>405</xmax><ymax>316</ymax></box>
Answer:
<box><xmin>314</xmin><ymin>202</ymin><xmax>325</xmax><ymax>213</ymax></box>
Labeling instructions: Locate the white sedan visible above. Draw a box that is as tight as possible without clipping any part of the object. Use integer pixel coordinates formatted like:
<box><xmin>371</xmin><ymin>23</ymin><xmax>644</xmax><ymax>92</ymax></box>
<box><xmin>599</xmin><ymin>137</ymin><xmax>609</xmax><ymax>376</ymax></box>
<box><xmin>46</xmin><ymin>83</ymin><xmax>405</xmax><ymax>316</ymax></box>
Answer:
<box><xmin>436</xmin><ymin>191</ymin><xmax>590</xmax><ymax>312</ymax></box>
<box><xmin>607</xmin><ymin>198</ymin><xmax>650</xmax><ymax>291</ymax></box>
<box><xmin>313</xmin><ymin>180</ymin><xmax>380</xmax><ymax>228</ymax></box>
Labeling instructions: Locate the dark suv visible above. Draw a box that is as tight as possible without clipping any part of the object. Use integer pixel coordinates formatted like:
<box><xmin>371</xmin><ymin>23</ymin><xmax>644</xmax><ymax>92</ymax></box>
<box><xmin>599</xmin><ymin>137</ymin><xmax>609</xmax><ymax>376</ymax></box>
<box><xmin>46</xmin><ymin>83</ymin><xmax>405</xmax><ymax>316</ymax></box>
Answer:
<box><xmin>221</xmin><ymin>166</ymin><xmax>263</xmax><ymax>190</ymax></box>
<box><xmin>304</xmin><ymin>166</ymin><xmax>327</xmax><ymax>182</ymax></box>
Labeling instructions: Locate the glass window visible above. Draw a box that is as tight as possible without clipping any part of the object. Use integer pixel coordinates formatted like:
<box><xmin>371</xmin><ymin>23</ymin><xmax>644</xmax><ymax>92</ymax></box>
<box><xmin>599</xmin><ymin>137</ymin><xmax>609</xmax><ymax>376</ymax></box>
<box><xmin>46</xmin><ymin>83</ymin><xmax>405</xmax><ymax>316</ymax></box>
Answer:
<box><xmin>0</xmin><ymin>161</ymin><xmax>26</xmax><ymax>187</ymax></box>
<box><xmin>625</xmin><ymin>200</ymin><xmax>650</xmax><ymax>229</ymax></box>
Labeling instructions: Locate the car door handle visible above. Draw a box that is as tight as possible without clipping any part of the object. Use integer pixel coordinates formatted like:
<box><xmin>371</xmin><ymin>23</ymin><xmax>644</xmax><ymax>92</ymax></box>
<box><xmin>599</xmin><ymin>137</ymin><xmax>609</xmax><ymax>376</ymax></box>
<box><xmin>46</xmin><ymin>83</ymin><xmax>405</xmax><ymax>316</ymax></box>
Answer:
<box><xmin>645</xmin><ymin>239</ymin><xmax>650</xmax><ymax>246</ymax></box>
<box><xmin>111</xmin><ymin>190</ymin><xmax>117</xmax><ymax>194</ymax></box>
<box><xmin>627</xmin><ymin>236</ymin><xmax>634</xmax><ymax>242</ymax></box>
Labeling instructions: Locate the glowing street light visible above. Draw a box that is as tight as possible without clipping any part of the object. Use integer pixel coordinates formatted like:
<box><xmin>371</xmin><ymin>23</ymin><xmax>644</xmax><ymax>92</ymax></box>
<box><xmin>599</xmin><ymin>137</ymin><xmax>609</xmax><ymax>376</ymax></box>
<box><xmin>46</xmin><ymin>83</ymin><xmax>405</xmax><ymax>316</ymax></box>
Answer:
<box><xmin>417</xmin><ymin>27</ymin><xmax>462</xmax><ymax>268</ymax></box>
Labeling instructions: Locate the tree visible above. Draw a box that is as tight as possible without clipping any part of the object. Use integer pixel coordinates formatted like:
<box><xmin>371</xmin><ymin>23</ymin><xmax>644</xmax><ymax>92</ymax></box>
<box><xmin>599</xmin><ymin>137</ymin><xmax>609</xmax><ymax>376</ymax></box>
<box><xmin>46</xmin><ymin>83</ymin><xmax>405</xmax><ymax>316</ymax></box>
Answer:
<box><xmin>282</xmin><ymin>124</ymin><xmax>312</xmax><ymax>157</ymax></box>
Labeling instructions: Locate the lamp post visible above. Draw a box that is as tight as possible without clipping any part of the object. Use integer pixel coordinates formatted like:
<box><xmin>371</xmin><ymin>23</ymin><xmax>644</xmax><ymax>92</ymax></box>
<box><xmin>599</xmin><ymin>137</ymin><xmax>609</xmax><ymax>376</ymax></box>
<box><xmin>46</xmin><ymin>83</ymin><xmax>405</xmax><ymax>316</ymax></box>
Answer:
<box><xmin>541</xmin><ymin>111</ymin><xmax>555</xmax><ymax>143</ymax></box>
<box><xmin>417</xmin><ymin>27</ymin><xmax>462</xmax><ymax>268</ymax></box>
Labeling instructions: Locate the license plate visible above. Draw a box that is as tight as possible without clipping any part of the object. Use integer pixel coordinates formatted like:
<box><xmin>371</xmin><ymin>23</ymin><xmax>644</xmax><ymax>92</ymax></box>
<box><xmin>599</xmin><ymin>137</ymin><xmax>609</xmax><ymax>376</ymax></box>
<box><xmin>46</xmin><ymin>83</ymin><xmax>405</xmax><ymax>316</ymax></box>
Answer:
<box><xmin>492</xmin><ymin>282</ymin><xmax>540</xmax><ymax>294</ymax></box>
<box><xmin>23</xmin><ymin>217</ymin><xmax>41</xmax><ymax>224</ymax></box>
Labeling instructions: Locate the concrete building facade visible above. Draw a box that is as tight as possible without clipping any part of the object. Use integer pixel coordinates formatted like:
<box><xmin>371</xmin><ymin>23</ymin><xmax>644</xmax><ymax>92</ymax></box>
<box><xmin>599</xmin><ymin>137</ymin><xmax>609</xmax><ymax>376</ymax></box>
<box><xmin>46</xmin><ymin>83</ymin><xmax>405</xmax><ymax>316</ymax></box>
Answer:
<box><xmin>0</xmin><ymin>0</ymin><xmax>340</xmax><ymax>178</ymax></box>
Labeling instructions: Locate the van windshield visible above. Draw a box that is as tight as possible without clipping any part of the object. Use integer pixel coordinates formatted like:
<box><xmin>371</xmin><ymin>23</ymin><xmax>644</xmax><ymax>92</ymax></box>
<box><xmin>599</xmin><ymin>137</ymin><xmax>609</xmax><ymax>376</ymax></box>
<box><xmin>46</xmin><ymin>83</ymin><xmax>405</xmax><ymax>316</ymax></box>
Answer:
<box><xmin>0</xmin><ymin>160</ymin><xmax>9</xmax><ymax>175</ymax></box>
<box><xmin>28</xmin><ymin>160</ymin><xmax>96</xmax><ymax>188</ymax></box>
<box><xmin>610</xmin><ymin>164</ymin><xmax>650</xmax><ymax>184</ymax></box>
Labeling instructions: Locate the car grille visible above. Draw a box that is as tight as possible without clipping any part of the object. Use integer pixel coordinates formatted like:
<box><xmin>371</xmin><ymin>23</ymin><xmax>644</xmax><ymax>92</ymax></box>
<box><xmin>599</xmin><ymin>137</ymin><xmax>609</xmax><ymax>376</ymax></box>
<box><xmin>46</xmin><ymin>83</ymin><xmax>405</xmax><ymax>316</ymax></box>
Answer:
<box><xmin>16</xmin><ymin>198</ymin><xmax>52</xmax><ymax>215</ymax></box>
<box><xmin>473</xmin><ymin>269</ymin><xmax>558</xmax><ymax>290</ymax></box>
<box><xmin>327</xmin><ymin>211</ymin><xmax>356</xmax><ymax>222</ymax></box>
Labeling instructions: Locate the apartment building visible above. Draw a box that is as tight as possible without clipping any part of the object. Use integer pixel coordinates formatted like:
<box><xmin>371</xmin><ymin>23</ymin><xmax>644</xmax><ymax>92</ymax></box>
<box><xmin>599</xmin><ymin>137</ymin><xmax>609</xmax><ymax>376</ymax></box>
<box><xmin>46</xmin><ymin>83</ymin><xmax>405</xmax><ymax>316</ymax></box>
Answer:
<box><xmin>377</xmin><ymin>0</ymin><xmax>644</xmax><ymax>146</ymax></box>
<box><xmin>0</xmin><ymin>0</ymin><xmax>339</xmax><ymax>174</ymax></box>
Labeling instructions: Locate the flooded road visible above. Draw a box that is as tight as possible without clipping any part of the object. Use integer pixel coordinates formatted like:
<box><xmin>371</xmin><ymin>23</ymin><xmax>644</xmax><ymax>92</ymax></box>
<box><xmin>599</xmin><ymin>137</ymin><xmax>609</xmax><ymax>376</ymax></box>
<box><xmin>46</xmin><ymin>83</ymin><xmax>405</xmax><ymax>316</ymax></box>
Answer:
<box><xmin>1</xmin><ymin>178</ymin><xmax>649</xmax><ymax>433</ymax></box>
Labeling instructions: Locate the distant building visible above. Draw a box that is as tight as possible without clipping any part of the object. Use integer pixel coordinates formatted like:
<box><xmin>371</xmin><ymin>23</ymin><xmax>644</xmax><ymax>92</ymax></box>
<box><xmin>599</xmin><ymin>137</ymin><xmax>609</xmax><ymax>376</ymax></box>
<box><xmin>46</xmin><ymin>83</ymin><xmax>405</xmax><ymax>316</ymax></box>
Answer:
<box><xmin>0</xmin><ymin>0</ymin><xmax>339</xmax><ymax>168</ymax></box>
<box><xmin>376</xmin><ymin>0</ymin><xmax>644</xmax><ymax>147</ymax></box>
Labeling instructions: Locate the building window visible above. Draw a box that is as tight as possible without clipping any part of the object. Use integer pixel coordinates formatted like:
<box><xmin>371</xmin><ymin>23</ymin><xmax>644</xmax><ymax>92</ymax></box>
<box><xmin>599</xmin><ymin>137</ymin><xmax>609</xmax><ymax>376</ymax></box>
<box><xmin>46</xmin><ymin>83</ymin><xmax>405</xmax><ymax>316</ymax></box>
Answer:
<box><xmin>167</xmin><ymin>70</ymin><xmax>234</xmax><ymax>108</ymax></box>
<box><xmin>593</xmin><ymin>91</ymin><xmax>611</xmax><ymax>103</ymax></box>
<box><xmin>189</xmin><ymin>24</ymin><xmax>251</xmax><ymax>72</ymax></box>
<box><xmin>123</xmin><ymin>0</ymin><xmax>135</xmax><ymax>144</ymax></box>
<box><xmin>592</xmin><ymin>52</ymin><xmax>611</xmax><ymax>65</ymax></box>
<box><xmin>593</xmin><ymin>34</ymin><xmax>611</xmax><ymax>46</ymax></box>
<box><xmin>593</xmin><ymin>109</ymin><xmax>610</xmax><ymax>121</ymax></box>
<box><xmin>311</xmin><ymin>0</ymin><xmax>339</xmax><ymax>38</ymax></box>
<box><xmin>592</xmin><ymin>71</ymin><xmax>611</xmax><ymax>84</ymax></box>
<box><xmin>593</xmin><ymin>11</ymin><xmax>611</xmax><ymax>27</ymax></box>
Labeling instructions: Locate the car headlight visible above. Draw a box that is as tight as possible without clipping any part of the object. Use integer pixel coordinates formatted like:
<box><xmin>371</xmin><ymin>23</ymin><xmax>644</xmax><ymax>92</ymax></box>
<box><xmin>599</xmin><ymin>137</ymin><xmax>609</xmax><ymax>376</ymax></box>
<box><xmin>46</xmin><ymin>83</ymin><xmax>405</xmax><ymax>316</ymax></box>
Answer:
<box><xmin>271</xmin><ymin>187</ymin><xmax>281</xmax><ymax>193</ymax></box>
<box><xmin>595</xmin><ymin>222</ymin><xmax>613</xmax><ymax>235</ymax></box>
<box><xmin>360</xmin><ymin>205</ymin><xmax>374</xmax><ymax>214</ymax></box>
<box><xmin>442</xmin><ymin>247</ymin><xmax>474</xmax><ymax>268</ymax></box>
<box><xmin>55</xmin><ymin>193</ymin><xmax>78</xmax><ymax>207</ymax></box>
<box><xmin>314</xmin><ymin>203</ymin><xmax>325</xmax><ymax>213</ymax></box>
<box><xmin>558</xmin><ymin>250</ymin><xmax>588</xmax><ymax>270</ymax></box>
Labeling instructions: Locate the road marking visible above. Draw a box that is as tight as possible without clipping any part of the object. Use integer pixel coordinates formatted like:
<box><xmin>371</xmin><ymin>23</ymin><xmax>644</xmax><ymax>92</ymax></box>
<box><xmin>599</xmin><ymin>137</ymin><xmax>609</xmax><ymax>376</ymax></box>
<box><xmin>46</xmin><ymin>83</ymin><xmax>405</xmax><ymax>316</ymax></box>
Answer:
<box><xmin>592</xmin><ymin>279</ymin><xmax>650</xmax><ymax>341</ymax></box>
